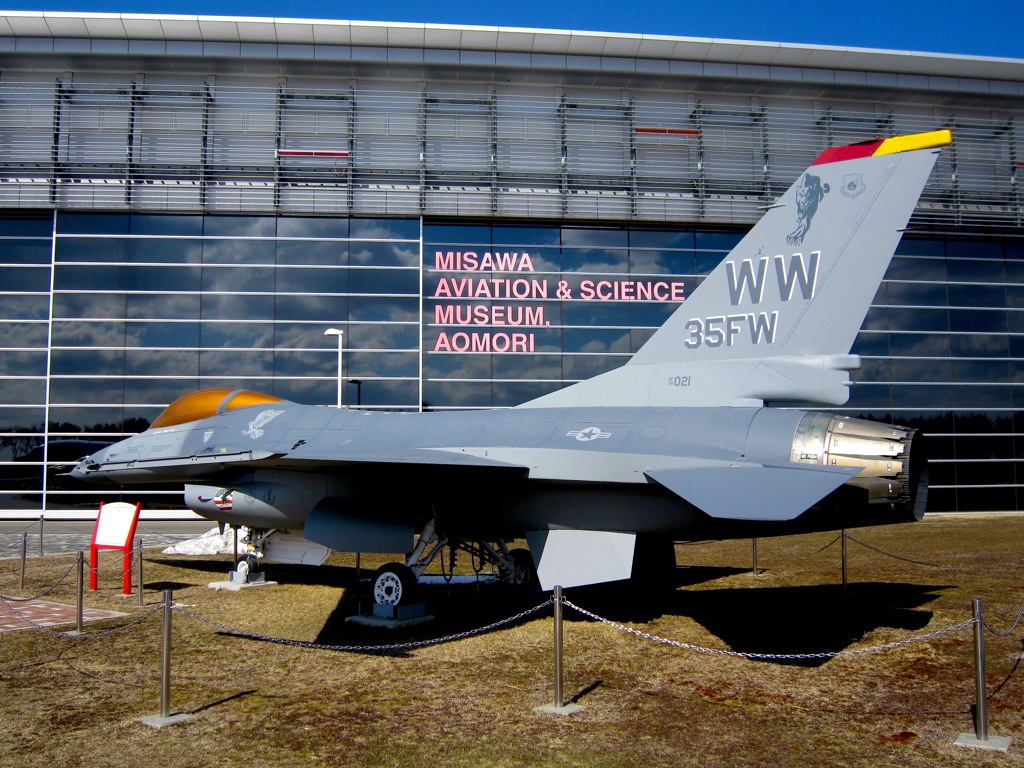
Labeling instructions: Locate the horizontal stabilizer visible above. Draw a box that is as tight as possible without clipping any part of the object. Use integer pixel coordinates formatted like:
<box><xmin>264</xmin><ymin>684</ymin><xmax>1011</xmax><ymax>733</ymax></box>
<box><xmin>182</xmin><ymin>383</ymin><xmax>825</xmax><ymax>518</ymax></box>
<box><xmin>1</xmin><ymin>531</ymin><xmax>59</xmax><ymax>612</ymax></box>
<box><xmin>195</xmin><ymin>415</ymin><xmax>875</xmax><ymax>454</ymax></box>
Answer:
<box><xmin>645</xmin><ymin>464</ymin><xmax>859</xmax><ymax>521</ymax></box>
<box><xmin>525</xmin><ymin>529</ymin><xmax>636</xmax><ymax>590</ymax></box>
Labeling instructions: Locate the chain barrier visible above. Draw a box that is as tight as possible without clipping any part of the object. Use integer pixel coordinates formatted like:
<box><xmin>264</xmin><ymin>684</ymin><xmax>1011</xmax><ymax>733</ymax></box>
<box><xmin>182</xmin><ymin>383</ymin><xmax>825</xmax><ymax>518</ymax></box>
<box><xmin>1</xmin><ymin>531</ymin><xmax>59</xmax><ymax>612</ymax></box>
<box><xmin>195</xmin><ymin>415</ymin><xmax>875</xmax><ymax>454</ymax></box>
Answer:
<box><xmin>722</xmin><ymin>531</ymin><xmax>1024</xmax><ymax>570</ymax></box>
<box><xmin>846</xmin><ymin>535</ymin><xmax>1024</xmax><ymax>570</ymax></box>
<box><xmin>0</xmin><ymin>593</ymin><xmax>163</xmax><ymax>639</ymax></box>
<box><xmin>563</xmin><ymin>598</ymin><xmax>976</xmax><ymax>661</ymax></box>
<box><xmin>15</xmin><ymin>556</ymin><xmax>132</xmax><ymax>582</ymax></box>
<box><xmin>0</xmin><ymin>520</ymin><xmax>40</xmax><ymax>536</ymax></box>
<box><xmin>175</xmin><ymin>599</ymin><xmax>552</xmax><ymax>653</ymax></box>
<box><xmin>78</xmin><ymin>546</ymin><xmax>142</xmax><ymax>580</ymax></box>
<box><xmin>70</xmin><ymin>605</ymin><xmax>165</xmax><ymax>639</ymax></box>
<box><xmin>119</xmin><ymin>546</ymin><xmax>141</xmax><ymax>579</ymax></box>
<box><xmin>758</xmin><ymin>534</ymin><xmax>841</xmax><ymax>558</ymax></box>
<box><xmin>982</xmin><ymin>598</ymin><xmax>1024</xmax><ymax>638</ymax></box>
<box><xmin>0</xmin><ymin>561</ymin><xmax>76</xmax><ymax>602</ymax></box>
<box><xmin>0</xmin><ymin>548</ymin><xmax>138</xmax><ymax>581</ymax></box>
<box><xmin>8</xmin><ymin>550</ymin><xmax>73</xmax><ymax>565</ymax></box>
<box><xmin>2</xmin><ymin>537</ymin><xmax>1018</xmax><ymax>665</ymax></box>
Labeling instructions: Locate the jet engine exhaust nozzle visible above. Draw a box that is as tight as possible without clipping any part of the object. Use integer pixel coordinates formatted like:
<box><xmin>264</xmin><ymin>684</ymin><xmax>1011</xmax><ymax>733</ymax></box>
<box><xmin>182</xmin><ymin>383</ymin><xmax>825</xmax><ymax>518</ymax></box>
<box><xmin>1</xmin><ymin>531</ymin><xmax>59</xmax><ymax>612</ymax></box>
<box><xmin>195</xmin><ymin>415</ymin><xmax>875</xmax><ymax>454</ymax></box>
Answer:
<box><xmin>791</xmin><ymin>412</ymin><xmax>927</xmax><ymax>522</ymax></box>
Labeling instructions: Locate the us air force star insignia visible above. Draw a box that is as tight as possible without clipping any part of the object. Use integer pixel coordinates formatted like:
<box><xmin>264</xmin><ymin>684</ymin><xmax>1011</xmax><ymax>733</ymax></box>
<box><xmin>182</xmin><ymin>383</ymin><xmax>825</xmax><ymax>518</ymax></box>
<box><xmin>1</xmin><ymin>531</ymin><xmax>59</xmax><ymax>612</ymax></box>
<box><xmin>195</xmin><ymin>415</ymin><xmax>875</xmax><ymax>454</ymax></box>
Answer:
<box><xmin>567</xmin><ymin>427</ymin><xmax>611</xmax><ymax>441</ymax></box>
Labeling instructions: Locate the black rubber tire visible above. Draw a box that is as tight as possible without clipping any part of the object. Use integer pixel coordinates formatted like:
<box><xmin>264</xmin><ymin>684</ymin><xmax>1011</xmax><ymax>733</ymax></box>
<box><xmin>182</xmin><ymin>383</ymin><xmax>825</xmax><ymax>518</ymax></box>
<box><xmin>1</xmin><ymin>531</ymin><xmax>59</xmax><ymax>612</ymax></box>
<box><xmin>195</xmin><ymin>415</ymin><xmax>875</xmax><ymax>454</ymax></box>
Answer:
<box><xmin>235</xmin><ymin>554</ymin><xmax>260</xmax><ymax>578</ymax></box>
<box><xmin>503</xmin><ymin>547</ymin><xmax>538</xmax><ymax>589</ymax></box>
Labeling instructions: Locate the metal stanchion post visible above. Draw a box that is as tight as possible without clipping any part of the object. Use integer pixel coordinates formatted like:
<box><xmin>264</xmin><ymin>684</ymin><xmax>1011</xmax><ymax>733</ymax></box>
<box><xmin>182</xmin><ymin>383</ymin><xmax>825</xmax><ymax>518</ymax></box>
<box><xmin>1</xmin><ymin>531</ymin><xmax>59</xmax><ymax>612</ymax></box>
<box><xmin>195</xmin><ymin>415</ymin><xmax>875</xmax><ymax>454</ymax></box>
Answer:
<box><xmin>38</xmin><ymin>515</ymin><xmax>43</xmax><ymax>558</ymax></box>
<box><xmin>973</xmin><ymin>598</ymin><xmax>988</xmax><ymax>742</ymax></box>
<box><xmin>841</xmin><ymin>529</ymin><xmax>848</xmax><ymax>596</ymax></box>
<box><xmin>553</xmin><ymin>585</ymin><xmax>563</xmax><ymax>708</ymax></box>
<box><xmin>137</xmin><ymin>538</ymin><xmax>144</xmax><ymax>607</ymax></box>
<box><xmin>752</xmin><ymin>538</ymin><xmax>758</xmax><ymax>576</ymax></box>
<box><xmin>139</xmin><ymin>588</ymin><xmax>193</xmax><ymax>727</ymax></box>
<box><xmin>955</xmin><ymin>598</ymin><xmax>1010</xmax><ymax>751</ymax></box>
<box><xmin>74</xmin><ymin>550</ymin><xmax>84</xmax><ymax>635</ymax></box>
<box><xmin>19</xmin><ymin>533</ymin><xmax>26</xmax><ymax>591</ymax></box>
<box><xmin>160</xmin><ymin>588</ymin><xmax>172</xmax><ymax>719</ymax></box>
<box><xmin>535</xmin><ymin>585</ymin><xmax>584</xmax><ymax>715</ymax></box>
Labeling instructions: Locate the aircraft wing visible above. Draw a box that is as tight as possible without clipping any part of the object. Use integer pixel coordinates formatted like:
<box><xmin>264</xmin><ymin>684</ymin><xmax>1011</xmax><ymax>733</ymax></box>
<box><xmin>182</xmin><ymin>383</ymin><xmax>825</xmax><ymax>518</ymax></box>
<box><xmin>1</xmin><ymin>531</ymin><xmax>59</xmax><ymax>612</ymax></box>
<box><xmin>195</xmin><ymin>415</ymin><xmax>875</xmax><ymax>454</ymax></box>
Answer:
<box><xmin>72</xmin><ymin>439</ymin><xmax>530</xmax><ymax>485</ymax></box>
<box><xmin>644</xmin><ymin>463</ymin><xmax>860</xmax><ymax>521</ymax></box>
<box><xmin>273</xmin><ymin>445</ymin><xmax>528</xmax><ymax>470</ymax></box>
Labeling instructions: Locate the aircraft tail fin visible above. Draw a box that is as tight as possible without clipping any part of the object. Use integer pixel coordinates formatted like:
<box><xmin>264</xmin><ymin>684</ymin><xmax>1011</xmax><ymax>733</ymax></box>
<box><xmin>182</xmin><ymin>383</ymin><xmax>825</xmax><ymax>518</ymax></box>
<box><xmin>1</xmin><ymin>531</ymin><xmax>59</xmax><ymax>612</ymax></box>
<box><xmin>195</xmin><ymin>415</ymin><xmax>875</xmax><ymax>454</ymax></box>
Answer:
<box><xmin>522</xmin><ymin>130</ymin><xmax>951</xmax><ymax>408</ymax></box>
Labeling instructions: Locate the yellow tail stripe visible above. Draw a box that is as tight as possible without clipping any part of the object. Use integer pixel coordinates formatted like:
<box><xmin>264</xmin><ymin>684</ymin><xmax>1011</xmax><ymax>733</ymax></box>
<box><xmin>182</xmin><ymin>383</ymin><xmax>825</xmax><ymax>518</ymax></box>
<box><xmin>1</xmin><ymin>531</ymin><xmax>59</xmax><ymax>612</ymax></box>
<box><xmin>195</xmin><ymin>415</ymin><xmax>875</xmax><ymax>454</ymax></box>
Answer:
<box><xmin>876</xmin><ymin>129</ymin><xmax>952</xmax><ymax>156</ymax></box>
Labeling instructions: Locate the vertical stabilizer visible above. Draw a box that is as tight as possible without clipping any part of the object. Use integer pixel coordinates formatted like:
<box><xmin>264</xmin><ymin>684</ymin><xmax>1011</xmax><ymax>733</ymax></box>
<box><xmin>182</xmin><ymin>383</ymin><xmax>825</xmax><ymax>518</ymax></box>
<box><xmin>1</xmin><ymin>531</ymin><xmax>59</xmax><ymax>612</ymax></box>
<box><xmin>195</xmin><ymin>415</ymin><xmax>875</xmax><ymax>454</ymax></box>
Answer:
<box><xmin>522</xmin><ymin>130</ymin><xmax>951</xmax><ymax>409</ymax></box>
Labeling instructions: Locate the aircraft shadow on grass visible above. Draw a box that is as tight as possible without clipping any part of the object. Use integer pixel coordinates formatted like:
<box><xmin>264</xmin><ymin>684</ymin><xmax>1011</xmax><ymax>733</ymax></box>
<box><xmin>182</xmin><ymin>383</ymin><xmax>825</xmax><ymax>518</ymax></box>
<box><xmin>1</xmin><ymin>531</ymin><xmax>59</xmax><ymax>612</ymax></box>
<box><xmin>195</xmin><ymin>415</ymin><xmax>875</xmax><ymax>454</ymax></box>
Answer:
<box><xmin>503</xmin><ymin>572</ymin><xmax>947</xmax><ymax>668</ymax></box>
<box><xmin>149</xmin><ymin>556</ymin><xmax>946</xmax><ymax>666</ymax></box>
<box><xmin>308</xmin><ymin>563</ymin><xmax>748</xmax><ymax>651</ymax></box>
<box><xmin>312</xmin><ymin>566</ymin><xmax>946</xmax><ymax>666</ymax></box>
<box><xmin>144</xmin><ymin>579</ymin><xmax>201</xmax><ymax>592</ymax></box>
<box><xmin>149</xmin><ymin>556</ymin><xmax>356</xmax><ymax>588</ymax></box>
<box><xmin>597</xmin><ymin>579</ymin><xmax>947</xmax><ymax>668</ymax></box>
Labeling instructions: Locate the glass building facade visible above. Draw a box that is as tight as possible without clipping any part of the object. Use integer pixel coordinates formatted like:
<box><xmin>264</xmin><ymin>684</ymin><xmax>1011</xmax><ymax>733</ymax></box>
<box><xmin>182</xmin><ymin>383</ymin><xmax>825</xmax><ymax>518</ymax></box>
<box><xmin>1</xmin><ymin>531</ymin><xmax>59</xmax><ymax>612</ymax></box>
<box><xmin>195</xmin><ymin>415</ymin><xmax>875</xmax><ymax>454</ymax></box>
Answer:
<box><xmin>0</xmin><ymin>14</ymin><xmax>1021</xmax><ymax>514</ymax></box>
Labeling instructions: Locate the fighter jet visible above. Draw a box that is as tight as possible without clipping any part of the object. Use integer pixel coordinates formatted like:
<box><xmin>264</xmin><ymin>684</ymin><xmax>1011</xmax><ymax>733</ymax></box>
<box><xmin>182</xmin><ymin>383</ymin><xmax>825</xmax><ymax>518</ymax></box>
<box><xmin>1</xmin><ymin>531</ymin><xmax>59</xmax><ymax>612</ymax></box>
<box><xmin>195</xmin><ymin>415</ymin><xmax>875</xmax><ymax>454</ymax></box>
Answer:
<box><xmin>72</xmin><ymin>130</ymin><xmax>950</xmax><ymax>604</ymax></box>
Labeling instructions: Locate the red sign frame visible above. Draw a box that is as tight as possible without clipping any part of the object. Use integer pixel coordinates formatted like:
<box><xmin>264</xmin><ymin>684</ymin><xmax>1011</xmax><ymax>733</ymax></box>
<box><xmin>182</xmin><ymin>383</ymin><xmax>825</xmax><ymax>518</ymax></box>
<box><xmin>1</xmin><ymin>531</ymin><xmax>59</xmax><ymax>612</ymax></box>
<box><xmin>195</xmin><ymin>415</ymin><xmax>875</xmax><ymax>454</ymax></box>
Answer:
<box><xmin>89</xmin><ymin>501</ymin><xmax>142</xmax><ymax>595</ymax></box>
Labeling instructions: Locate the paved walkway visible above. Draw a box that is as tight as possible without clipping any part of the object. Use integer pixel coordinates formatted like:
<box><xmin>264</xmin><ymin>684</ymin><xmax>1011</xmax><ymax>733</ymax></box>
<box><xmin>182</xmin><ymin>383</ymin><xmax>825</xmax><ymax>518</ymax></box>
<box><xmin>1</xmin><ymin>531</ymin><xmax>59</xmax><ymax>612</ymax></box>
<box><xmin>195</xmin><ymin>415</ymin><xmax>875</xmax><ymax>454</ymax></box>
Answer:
<box><xmin>0</xmin><ymin>599</ymin><xmax>128</xmax><ymax>633</ymax></box>
<box><xmin>0</xmin><ymin>520</ymin><xmax>214</xmax><ymax>634</ymax></box>
<box><xmin>0</xmin><ymin>520</ymin><xmax>215</xmax><ymax>559</ymax></box>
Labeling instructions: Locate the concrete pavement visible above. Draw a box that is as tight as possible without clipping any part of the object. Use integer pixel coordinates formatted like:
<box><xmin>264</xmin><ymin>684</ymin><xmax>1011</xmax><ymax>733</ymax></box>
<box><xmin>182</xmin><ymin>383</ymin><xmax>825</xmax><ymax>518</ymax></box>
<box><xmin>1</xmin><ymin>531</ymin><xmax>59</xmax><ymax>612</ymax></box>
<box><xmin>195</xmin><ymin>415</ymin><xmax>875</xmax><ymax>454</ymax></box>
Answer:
<box><xmin>0</xmin><ymin>520</ymin><xmax>216</xmax><ymax>559</ymax></box>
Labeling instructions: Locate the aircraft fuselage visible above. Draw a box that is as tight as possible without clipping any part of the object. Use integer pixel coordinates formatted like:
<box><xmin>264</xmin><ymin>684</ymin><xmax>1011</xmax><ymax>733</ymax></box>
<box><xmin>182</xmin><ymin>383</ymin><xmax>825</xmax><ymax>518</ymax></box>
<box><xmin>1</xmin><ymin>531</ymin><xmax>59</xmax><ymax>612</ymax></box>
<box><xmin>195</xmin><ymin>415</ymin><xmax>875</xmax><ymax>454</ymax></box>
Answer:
<box><xmin>72</xmin><ymin>399</ymin><xmax>924</xmax><ymax>542</ymax></box>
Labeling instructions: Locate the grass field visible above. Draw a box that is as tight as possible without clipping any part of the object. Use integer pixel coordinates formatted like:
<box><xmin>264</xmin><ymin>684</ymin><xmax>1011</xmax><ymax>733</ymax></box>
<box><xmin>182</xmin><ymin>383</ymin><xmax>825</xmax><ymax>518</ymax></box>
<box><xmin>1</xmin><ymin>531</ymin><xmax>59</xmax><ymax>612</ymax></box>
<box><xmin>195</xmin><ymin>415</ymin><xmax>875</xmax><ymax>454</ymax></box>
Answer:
<box><xmin>2</xmin><ymin>514</ymin><xmax>1024</xmax><ymax>767</ymax></box>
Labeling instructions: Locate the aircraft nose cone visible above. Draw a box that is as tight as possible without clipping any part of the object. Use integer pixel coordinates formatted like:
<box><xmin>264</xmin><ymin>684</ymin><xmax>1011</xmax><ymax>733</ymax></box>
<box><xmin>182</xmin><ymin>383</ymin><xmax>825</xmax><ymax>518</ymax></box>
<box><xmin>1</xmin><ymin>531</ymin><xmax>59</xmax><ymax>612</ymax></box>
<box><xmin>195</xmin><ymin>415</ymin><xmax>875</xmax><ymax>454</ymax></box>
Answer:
<box><xmin>70</xmin><ymin>447</ymin><xmax>112</xmax><ymax>483</ymax></box>
<box><xmin>69</xmin><ymin>459</ymin><xmax>93</xmax><ymax>481</ymax></box>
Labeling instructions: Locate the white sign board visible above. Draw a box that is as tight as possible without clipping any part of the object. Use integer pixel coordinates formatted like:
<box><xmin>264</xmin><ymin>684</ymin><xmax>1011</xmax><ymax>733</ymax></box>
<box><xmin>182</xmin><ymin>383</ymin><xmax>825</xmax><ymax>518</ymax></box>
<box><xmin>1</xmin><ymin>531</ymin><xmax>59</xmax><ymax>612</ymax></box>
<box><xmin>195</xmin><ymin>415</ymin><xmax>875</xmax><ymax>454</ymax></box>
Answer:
<box><xmin>92</xmin><ymin>502</ymin><xmax>140</xmax><ymax>548</ymax></box>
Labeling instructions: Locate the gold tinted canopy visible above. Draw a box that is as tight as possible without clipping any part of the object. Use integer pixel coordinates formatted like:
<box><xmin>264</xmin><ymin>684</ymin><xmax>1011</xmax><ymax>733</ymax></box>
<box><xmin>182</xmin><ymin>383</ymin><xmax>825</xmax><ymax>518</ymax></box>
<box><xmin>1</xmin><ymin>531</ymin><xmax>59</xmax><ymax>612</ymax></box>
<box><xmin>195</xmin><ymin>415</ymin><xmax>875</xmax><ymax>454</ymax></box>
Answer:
<box><xmin>149</xmin><ymin>389</ymin><xmax>283</xmax><ymax>429</ymax></box>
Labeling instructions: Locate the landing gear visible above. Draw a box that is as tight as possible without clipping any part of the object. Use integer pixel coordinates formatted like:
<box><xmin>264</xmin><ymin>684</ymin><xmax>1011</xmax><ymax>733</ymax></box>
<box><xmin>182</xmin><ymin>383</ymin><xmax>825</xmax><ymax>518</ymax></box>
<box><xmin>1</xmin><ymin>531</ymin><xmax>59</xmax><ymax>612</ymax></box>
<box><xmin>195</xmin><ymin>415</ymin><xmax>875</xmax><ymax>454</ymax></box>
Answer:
<box><xmin>234</xmin><ymin>554</ymin><xmax>260</xmax><ymax>580</ymax></box>
<box><xmin>500</xmin><ymin>547</ymin><xmax>537</xmax><ymax>589</ymax></box>
<box><xmin>230</xmin><ymin>553</ymin><xmax>266</xmax><ymax>584</ymax></box>
<box><xmin>372</xmin><ymin>516</ymin><xmax>538</xmax><ymax>605</ymax></box>
<box><xmin>228</xmin><ymin>530</ymin><xmax>270</xmax><ymax>585</ymax></box>
<box><xmin>372</xmin><ymin>562</ymin><xmax>417</xmax><ymax>606</ymax></box>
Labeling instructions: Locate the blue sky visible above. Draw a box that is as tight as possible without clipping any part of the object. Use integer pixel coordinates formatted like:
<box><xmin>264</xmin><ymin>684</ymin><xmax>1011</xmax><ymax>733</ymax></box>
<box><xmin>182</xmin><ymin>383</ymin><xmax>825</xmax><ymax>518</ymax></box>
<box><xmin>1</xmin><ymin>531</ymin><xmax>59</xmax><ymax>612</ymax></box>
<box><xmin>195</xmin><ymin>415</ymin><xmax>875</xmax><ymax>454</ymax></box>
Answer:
<box><xmin>2</xmin><ymin>0</ymin><xmax>1021</xmax><ymax>59</ymax></box>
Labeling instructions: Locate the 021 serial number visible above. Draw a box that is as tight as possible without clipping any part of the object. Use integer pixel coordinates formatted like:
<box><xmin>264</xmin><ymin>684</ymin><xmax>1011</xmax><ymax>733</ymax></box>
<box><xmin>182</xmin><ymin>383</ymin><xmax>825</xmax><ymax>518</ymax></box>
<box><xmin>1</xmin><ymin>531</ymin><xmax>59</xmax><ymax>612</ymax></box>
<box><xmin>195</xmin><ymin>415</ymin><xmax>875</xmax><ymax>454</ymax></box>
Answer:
<box><xmin>667</xmin><ymin>376</ymin><xmax>692</xmax><ymax>387</ymax></box>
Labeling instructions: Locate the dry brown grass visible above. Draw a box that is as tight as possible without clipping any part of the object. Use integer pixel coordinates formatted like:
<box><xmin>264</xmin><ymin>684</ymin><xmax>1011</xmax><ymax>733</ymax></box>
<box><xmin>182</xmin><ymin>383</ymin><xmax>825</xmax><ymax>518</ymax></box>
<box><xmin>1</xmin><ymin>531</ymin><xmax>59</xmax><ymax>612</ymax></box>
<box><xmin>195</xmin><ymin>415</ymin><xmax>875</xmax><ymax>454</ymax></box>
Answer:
<box><xmin>2</xmin><ymin>515</ymin><xmax>1024</xmax><ymax>767</ymax></box>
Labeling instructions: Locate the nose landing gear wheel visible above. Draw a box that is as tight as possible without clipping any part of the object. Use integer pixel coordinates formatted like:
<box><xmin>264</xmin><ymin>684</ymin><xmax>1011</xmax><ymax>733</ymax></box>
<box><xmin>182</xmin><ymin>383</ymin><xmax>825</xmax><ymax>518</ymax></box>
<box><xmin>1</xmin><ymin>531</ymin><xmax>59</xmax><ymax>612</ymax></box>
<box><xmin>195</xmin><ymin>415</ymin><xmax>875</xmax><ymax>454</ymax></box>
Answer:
<box><xmin>372</xmin><ymin>562</ymin><xmax>417</xmax><ymax>606</ymax></box>
<box><xmin>233</xmin><ymin>554</ymin><xmax>263</xmax><ymax>584</ymax></box>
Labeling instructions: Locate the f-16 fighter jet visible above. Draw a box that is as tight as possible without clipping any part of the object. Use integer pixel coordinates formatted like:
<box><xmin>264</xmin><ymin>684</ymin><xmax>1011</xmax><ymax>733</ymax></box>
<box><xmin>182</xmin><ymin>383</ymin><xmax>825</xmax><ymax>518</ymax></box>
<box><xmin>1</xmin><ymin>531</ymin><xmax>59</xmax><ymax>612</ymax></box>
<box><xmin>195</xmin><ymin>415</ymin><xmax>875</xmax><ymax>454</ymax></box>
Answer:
<box><xmin>73</xmin><ymin>130</ymin><xmax>950</xmax><ymax>604</ymax></box>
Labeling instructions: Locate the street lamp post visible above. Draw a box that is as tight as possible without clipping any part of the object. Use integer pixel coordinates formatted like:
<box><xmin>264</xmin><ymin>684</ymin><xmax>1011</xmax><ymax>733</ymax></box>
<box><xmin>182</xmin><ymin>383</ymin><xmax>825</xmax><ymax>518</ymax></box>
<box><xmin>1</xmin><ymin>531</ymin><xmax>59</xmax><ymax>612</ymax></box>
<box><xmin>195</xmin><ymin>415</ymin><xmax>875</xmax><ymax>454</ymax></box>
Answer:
<box><xmin>349</xmin><ymin>378</ymin><xmax>362</xmax><ymax>407</ymax></box>
<box><xmin>324</xmin><ymin>328</ymin><xmax>344</xmax><ymax>408</ymax></box>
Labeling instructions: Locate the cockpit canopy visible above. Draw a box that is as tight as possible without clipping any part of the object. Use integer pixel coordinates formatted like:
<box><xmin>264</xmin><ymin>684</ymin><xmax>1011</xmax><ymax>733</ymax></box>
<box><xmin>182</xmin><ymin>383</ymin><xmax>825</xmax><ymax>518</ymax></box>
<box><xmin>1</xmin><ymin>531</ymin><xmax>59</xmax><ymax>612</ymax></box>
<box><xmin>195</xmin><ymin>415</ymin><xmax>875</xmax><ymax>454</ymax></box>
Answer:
<box><xmin>149</xmin><ymin>389</ymin><xmax>283</xmax><ymax>429</ymax></box>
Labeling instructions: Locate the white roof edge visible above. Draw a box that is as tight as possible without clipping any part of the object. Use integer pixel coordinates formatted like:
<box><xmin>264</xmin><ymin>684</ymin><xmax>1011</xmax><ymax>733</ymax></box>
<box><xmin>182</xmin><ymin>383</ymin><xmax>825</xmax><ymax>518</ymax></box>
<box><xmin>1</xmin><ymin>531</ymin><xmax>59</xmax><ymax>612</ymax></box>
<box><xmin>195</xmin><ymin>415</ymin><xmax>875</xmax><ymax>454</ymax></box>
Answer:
<box><xmin>1</xmin><ymin>11</ymin><xmax>1022</xmax><ymax>79</ymax></box>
